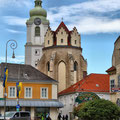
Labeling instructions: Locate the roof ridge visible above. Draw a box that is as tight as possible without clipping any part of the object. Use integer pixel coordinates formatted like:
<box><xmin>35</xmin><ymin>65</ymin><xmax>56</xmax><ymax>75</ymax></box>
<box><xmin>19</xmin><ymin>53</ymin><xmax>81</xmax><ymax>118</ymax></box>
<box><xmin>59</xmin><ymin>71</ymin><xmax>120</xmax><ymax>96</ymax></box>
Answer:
<box><xmin>55</xmin><ymin>21</ymin><xmax>69</xmax><ymax>33</ymax></box>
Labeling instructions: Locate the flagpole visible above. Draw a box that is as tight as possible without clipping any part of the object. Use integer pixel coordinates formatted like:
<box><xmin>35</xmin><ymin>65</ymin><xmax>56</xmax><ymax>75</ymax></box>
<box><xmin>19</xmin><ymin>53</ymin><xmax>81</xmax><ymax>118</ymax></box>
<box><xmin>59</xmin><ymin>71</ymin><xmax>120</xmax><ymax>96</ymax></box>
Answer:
<box><xmin>4</xmin><ymin>40</ymin><xmax>17</xmax><ymax>120</ymax></box>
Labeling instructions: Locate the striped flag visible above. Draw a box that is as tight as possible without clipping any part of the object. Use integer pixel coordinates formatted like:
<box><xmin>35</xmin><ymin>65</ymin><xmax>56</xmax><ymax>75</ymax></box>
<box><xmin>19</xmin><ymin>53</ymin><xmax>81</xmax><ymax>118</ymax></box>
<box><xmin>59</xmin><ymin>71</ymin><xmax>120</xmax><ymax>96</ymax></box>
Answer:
<box><xmin>3</xmin><ymin>67</ymin><xmax>8</xmax><ymax>88</ymax></box>
<box><xmin>16</xmin><ymin>82</ymin><xmax>22</xmax><ymax>97</ymax></box>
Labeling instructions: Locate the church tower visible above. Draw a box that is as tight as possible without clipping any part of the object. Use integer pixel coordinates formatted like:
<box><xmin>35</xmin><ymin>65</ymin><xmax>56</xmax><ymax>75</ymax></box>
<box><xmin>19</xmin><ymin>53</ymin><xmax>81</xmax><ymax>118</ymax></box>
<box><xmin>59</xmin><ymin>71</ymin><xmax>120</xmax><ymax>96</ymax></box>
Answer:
<box><xmin>25</xmin><ymin>0</ymin><xmax>49</xmax><ymax>68</ymax></box>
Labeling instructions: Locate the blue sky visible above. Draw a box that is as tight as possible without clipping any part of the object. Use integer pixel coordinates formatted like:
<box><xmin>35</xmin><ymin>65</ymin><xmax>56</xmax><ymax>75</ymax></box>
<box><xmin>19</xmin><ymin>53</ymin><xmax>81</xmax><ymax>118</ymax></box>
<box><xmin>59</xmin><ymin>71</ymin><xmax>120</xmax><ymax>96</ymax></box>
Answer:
<box><xmin>0</xmin><ymin>0</ymin><xmax>120</xmax><ymax>74</ymax></box>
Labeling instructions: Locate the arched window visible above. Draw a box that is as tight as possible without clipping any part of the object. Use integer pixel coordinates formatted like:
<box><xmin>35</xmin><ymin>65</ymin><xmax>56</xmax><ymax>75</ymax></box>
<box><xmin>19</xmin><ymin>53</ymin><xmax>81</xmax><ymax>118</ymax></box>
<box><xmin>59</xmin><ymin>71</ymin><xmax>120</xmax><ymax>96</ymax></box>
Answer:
<box><xmin>35</xmin><ymin>26</ymin><xmax>40</xmax><ymax>36</ymax></box>
<box><xmin>47</xmin><ymin>62</ymin><xmax>50</xmax><ymax>71</ymax></box>
<box><xmin>58</xmin><ymin>61</ymin><xmax>66</xmax><ymax>92</ymax></box>
<box><xmin>74</xmin><ymin>61</ymin><xmax>78</xmax><ymax>84</ymax></box>
<box><xmin>74</xmin><ymin>61</ymin><xmax>78</xmax><ymax>71</ymax></box>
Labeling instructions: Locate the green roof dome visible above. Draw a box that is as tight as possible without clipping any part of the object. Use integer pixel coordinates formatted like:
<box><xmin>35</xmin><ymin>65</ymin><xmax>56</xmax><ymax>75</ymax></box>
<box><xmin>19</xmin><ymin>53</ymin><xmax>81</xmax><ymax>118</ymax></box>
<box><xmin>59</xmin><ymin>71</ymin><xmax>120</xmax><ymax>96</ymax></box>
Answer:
<box><xmin>27</xmin><ymin>0</ymin><xmax>49</xmax><ymax>25</ymax></box>
<box><xmin>30</xmin><ymin>0</ymin><xmax>47</xmax><ymax>18</ymax></box>
<box><xmin>30</xmin><ymin>7</ymin><xmax>47</xmax><ymax>17</ymax></box>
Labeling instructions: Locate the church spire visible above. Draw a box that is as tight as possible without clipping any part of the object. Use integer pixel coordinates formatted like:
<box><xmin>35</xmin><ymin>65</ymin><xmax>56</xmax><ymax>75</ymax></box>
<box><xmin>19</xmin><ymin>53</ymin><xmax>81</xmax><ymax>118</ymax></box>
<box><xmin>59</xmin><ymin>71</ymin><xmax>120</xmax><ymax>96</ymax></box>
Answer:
<box><xmin>35</xmin><ymin>0</ymin><xmax>42</xmax><ymax>7</ymax></box>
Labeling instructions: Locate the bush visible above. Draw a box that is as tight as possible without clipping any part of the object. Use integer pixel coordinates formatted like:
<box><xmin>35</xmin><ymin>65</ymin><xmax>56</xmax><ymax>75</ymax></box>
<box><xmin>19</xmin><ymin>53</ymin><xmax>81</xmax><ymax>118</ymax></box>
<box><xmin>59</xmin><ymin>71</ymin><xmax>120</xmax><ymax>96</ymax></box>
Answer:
<box><xmin>74</xmin><ymin>99</ymin><xmax>120</xmax><ymax>120</ymax></box>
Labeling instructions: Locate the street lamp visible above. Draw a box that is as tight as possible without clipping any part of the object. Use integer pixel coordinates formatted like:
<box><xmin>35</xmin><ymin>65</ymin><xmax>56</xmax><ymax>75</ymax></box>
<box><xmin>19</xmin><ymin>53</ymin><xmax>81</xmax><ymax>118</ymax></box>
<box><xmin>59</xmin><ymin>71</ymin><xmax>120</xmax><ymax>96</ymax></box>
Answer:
<box><xmin>4</xmin><ymin>40</ymin><xmax>17</xmax><ymax>120</ymax></box>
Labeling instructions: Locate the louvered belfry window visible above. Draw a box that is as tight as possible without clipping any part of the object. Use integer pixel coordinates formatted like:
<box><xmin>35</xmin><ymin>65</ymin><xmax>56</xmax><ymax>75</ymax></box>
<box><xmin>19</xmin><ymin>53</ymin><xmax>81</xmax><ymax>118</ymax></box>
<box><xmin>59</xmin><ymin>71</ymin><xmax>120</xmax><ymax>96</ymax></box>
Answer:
<box><xmin>35</xmin><ymin>26</ymin><xmax>40</xmax><ymax>36</ymax></box>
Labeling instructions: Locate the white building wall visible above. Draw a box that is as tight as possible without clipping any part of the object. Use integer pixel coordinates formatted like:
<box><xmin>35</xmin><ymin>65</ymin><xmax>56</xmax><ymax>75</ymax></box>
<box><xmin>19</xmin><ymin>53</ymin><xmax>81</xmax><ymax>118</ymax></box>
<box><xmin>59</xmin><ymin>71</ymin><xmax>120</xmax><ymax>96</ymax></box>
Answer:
<box><xmin>50</xmin><ymin>108</ymin><xmax>58</xmax><ymax>120</ymax></box>
<box><xmin>31</xmin><ymin>107</ymin><xmax>35</xmax><ymax>120</ymax></box>
<box><xmin>97</xmin><ymin>93</ymin><xmax>110</xmax><ymax>100</ymax></box>
<box><xmin>0</xmin><ymin>108</ymin><xmax>4</xmax><ymax>116</ymax></box>
<box><xmin>25</xmin><ymin>22</ymin><xmax>49</xmax><ymax>68</ymax></box>
<box><xmin>59</xmin><ymin>93</ymin><xmax>77</xmax><ymax>120</ymax></box>
<box><xmin>0</xmin><ymin>82</ymin><xmax>3</xmax><ymax>98</ymax></box>
<box><xmin>52</xmin><ymin>84</ymin><xmax>57</xmax><ymax>99</ymax></box>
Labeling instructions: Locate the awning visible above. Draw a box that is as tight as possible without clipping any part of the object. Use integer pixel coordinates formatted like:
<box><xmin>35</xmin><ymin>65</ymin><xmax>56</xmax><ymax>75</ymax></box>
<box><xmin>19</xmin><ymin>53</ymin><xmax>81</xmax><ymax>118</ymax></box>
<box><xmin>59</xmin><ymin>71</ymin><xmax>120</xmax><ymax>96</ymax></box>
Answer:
<box><xmin>0</xmin><ymin>99</ymin><xmax>63</xmax><ymax>108</ymax></box>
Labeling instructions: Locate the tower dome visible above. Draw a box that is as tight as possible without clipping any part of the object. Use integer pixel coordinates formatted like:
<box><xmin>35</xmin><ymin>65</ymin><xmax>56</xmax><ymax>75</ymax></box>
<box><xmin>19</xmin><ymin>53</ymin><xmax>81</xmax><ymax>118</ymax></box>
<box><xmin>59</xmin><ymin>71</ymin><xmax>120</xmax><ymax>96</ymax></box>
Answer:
<box><xmin>26</xmin><ymin>0</ymin><xmax>49</xmax><ymax>25</ymax></box>
<box><xmin>30</xmin><ymin>0</ymin><xmax>47</xmax><ymax>17</ymax></box>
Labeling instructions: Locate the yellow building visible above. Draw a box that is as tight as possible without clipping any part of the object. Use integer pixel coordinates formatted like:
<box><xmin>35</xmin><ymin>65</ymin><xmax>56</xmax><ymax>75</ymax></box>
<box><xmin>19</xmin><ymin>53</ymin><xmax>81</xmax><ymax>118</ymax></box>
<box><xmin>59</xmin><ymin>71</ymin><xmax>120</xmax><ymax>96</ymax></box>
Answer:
<box><xmin>0</xmin><ymin>63</ymin><xmax>63</xmax><ymax>120</ymax></box>
<box><xmin>106</xmin><ymin>36</ymin><xmax>120</xmax><ymax>104</ymax></box>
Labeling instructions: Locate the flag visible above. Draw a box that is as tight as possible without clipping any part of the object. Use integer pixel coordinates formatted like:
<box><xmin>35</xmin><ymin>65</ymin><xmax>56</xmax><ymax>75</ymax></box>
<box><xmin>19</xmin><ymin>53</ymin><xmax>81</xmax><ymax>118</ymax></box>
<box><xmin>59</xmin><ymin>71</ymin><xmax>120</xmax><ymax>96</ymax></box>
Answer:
<box><xmin>16</xmin><ymin>82</ymin><xmax>22</xmax><ymax>97</ymax></box>
<box><xmin>3</xmin><ymin>67</ymin><xmax>8</xmax><ymax>88</ymax></box>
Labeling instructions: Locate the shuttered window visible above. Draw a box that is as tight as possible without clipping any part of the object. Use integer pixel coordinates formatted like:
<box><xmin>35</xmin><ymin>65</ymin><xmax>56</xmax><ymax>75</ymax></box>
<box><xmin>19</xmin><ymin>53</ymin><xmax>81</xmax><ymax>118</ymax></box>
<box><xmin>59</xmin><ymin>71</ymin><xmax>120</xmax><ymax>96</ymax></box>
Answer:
<box><xmin>35</xmin><ymin>27</ymin><xmax>40</xmax><ymax>36</ymax></box>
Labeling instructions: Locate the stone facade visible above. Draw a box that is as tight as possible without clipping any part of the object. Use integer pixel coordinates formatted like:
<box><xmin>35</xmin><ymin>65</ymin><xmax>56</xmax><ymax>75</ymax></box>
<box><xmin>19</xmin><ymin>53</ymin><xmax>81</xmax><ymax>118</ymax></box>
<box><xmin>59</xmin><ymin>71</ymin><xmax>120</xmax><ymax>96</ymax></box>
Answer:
<box><xmin>37</xmin><ymin>22</ymin><xmax>87</xmax><ymax>92</ymax></box>
<box><xmin>106</xmin><ymin>36</ymin><xmax>120</xmax><ymax>103</ymax></box>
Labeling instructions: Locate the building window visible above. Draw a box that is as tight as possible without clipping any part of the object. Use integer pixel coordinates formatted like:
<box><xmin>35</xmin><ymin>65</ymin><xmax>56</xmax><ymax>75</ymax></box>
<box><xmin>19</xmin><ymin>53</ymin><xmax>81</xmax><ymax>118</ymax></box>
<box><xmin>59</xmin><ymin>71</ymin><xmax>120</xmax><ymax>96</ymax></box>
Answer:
<box><xmin>41</xmin><ymin>88</ymin><xmax>48</xmax><ymax>99</ymax></box>
<box><xmin>74</xmin><ymin>61</ymin><xmax>78</xmax><ymax>71</ymax></box>
<box><xmin>61</xmin><ymin>32</ymin><xmax>63</xmax><ymax>34</ymax></box>
<box><xmin>35</xmin><ymin>26</ymin><xmax>40</xmax><ymax>36</ymax></box>
<box><xmin>118</xmin><ymin>75</ymin><xmax>120</xmax><ymax>87</ymax></box>
<box><xmin>25</xmin><ymin>87</ymin><xmax>32</xmax><ymax>98</ymax></box>
<box><xmin>47</xmin><ymin>62</ymin><xmax>50</xmax><ymax>71</ymax></box>
<box><xmin>35</xmin><ymin>49</ymin><xmax>40</xmax><ymax>56</ymax></box>
<box><xmin>61</xmin><ymin>39</ymin><xmax>63</xmax><ymax>43</ymax></box>
<box><xmin>48</xmin><ymin>40</ymin><xmax>50</xmax><ymax>44</ymax></box>
<box><xmin>8</xmin><ymin>87</ymin><xmax>16</xmax><ymax>98</ymax></box>
<box><xmin>110</xmin><ymin>80</ymin><xmax>115</xmax><ymax>91</ymax></box>
<box><xmin>75</xmin><ymin>40</ymin><xmax>77</xmax><ymax>44</ymax></box>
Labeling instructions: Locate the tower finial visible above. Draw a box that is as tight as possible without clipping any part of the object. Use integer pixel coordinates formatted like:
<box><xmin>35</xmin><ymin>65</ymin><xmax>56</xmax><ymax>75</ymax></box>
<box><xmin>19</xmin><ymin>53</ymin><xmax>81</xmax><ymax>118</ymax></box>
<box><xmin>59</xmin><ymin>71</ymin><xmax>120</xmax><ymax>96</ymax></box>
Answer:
<box><xmin>62</xmin><ymin>17</ymin><xmax>64</xmax><ymax>21</ymax></box>
<box><xmin>35</xmin><ymin>0</ymin><xmax>42</xmax><ymax>7</ymax></box>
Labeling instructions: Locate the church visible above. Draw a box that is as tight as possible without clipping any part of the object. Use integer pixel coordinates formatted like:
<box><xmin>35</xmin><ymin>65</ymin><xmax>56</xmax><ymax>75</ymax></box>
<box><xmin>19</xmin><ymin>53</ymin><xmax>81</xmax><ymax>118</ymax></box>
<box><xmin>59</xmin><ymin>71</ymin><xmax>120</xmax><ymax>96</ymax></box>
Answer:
<box><xmin>25</xmin><ymin>0</ymin><xmax>87</xmax><ymax>92</ymax></box>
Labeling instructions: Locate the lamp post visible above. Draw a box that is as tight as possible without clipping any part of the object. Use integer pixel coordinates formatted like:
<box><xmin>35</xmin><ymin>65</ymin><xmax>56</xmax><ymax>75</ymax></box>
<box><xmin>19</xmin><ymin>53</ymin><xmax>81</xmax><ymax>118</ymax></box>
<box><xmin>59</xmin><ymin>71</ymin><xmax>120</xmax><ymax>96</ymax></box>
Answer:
<box><xmin>4</xmin><ymin>40</ymin><xmax>17</xmax><ymax>120</ymax></box>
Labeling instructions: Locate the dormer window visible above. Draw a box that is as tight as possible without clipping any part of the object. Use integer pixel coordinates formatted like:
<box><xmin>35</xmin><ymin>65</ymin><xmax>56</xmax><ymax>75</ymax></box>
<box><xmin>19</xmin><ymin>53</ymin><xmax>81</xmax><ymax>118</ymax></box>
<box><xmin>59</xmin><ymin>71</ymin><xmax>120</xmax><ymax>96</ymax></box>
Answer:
<box><xmin>35</xmin><ymin>26</ymin><xmax>40</xmax><ymax>36</ymax></box>
<box><xmin>61</xmin><ymin>39</ymin><xmax>63</xmax><ymax>43</ymax></box>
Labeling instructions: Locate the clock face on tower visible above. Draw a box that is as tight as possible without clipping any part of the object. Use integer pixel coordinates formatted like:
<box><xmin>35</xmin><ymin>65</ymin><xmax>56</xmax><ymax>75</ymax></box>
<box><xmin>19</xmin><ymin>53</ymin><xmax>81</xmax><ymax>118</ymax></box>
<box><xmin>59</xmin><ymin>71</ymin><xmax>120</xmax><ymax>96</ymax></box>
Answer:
<box><xmin>34</xmin><ymin>18</ymin><xmax>41</xmax><ymax>25</ymax></box>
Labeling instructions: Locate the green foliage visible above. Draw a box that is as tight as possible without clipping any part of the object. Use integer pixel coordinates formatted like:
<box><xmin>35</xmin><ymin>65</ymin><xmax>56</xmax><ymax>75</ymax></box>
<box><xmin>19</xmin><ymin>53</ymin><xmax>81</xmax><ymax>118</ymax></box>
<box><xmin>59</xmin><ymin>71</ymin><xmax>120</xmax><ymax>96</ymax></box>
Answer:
<box><xmin>74</xmin><ymin>99</ymin><xmax>120</xmax><ymax>120</ymax></box>
<box><xmin>75</xmin><ymin>92</ymin><xmax>100</xmax><ymax>104</ymax></box>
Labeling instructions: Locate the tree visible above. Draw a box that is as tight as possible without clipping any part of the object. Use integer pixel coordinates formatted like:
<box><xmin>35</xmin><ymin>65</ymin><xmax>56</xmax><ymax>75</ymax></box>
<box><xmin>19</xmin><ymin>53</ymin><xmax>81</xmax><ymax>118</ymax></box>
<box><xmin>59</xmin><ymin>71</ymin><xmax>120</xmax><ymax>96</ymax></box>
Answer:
<box><xmin>74</xmin><ymin>99</ymin><xmax>120</xmax><ymax>120</ymax></box>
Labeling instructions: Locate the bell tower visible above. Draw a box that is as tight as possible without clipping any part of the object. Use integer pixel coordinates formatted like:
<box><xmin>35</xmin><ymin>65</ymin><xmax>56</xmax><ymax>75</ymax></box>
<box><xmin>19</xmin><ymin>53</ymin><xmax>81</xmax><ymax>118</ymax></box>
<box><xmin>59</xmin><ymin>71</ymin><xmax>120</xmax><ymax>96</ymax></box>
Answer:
<box><xmin>25</xmin><ymin>0</ymin><xmax>49</xmax><ymax>68</ymax></box>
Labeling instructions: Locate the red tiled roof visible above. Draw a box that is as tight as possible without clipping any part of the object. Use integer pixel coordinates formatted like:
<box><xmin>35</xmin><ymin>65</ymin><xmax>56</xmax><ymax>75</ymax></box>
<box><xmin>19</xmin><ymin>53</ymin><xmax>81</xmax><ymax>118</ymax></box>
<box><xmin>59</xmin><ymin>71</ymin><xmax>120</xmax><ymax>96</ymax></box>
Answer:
<box><xmin>106</xmin><ymin>66</ymin><xmax>116</xmax><ymax>72</ymax></box>
<box><xmin>58</xmin><ymin>74</ymin><xmax>110</xmax><ymax>96</ymax></box>
<box><xmin>56</xmin><ymin>21</ymin><xmax>69</xmax><ymax>34</ymax></box>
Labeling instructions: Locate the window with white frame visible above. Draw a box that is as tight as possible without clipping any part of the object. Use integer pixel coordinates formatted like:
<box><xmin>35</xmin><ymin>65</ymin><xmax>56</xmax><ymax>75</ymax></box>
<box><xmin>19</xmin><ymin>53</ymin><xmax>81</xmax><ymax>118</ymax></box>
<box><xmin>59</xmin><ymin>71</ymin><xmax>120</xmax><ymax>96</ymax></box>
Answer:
<box><xmin>25</xmin><ymin>87</ymin><xmax>32</xmax><ymax>98</ymax></box>
<box><xmin>8</xmin><ymin>87</ymin><xmax>16</xmax><ymax>98</ymax></box>
<box><xmin>110</xmin><ymin>80</ymin><xmax>115</xmax><ymax>92</ymax></box>
<box><xmin>41</xmin><ymin>88</ymin><xmax>48</xmax><ymax>99</ymax></box>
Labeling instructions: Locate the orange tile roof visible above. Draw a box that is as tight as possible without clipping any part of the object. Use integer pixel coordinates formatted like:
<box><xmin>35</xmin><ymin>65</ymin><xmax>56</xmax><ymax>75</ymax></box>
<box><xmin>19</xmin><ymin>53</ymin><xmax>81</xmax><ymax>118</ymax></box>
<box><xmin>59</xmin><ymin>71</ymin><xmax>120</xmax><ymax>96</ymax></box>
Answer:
<box><xmin>58</xmin><ymin>74</ymin><xmax>110</xmax><ymax>96</ymax></box>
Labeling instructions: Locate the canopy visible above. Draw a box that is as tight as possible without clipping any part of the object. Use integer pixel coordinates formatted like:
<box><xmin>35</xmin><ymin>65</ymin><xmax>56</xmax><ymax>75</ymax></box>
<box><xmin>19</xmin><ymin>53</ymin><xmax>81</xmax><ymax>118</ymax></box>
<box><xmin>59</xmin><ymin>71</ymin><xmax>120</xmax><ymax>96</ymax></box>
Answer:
<box><xmin>0</xmin><ymin>99</ymin><xmax>63</xmax><ymax>108</ymax></box>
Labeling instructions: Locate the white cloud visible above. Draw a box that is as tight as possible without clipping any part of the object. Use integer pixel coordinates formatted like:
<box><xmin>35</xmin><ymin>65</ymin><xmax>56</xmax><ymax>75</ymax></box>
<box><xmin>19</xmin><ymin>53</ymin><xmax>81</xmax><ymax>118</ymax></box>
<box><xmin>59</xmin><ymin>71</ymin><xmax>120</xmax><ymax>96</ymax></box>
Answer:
<box><xmin>0</xmin><ymin>0</ymin><xmax>32</xmax><ymax>8</ymax></box>
<box><xmin>4</xmin><ymin>16</ymin><xmax>27</xmax><ymax>26</ymax></box>
<box><xmin>48</xmin><ymin>0</ymin><xmax>120</xmax><ymax>34</ymax></box>
<box><xmin>0</xmin><ymin>56</ymin><xmax>24</xmax><ymax>64</ymax></box>
<box><xmin>3</xmin><ymin>0</ymin><xmax>120</xmax><ymax>34</ymax></box>
<box><xmin>6</xmin><ymin>29</ymin><xmax>25</xmax><ymax>34</ymax></box>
